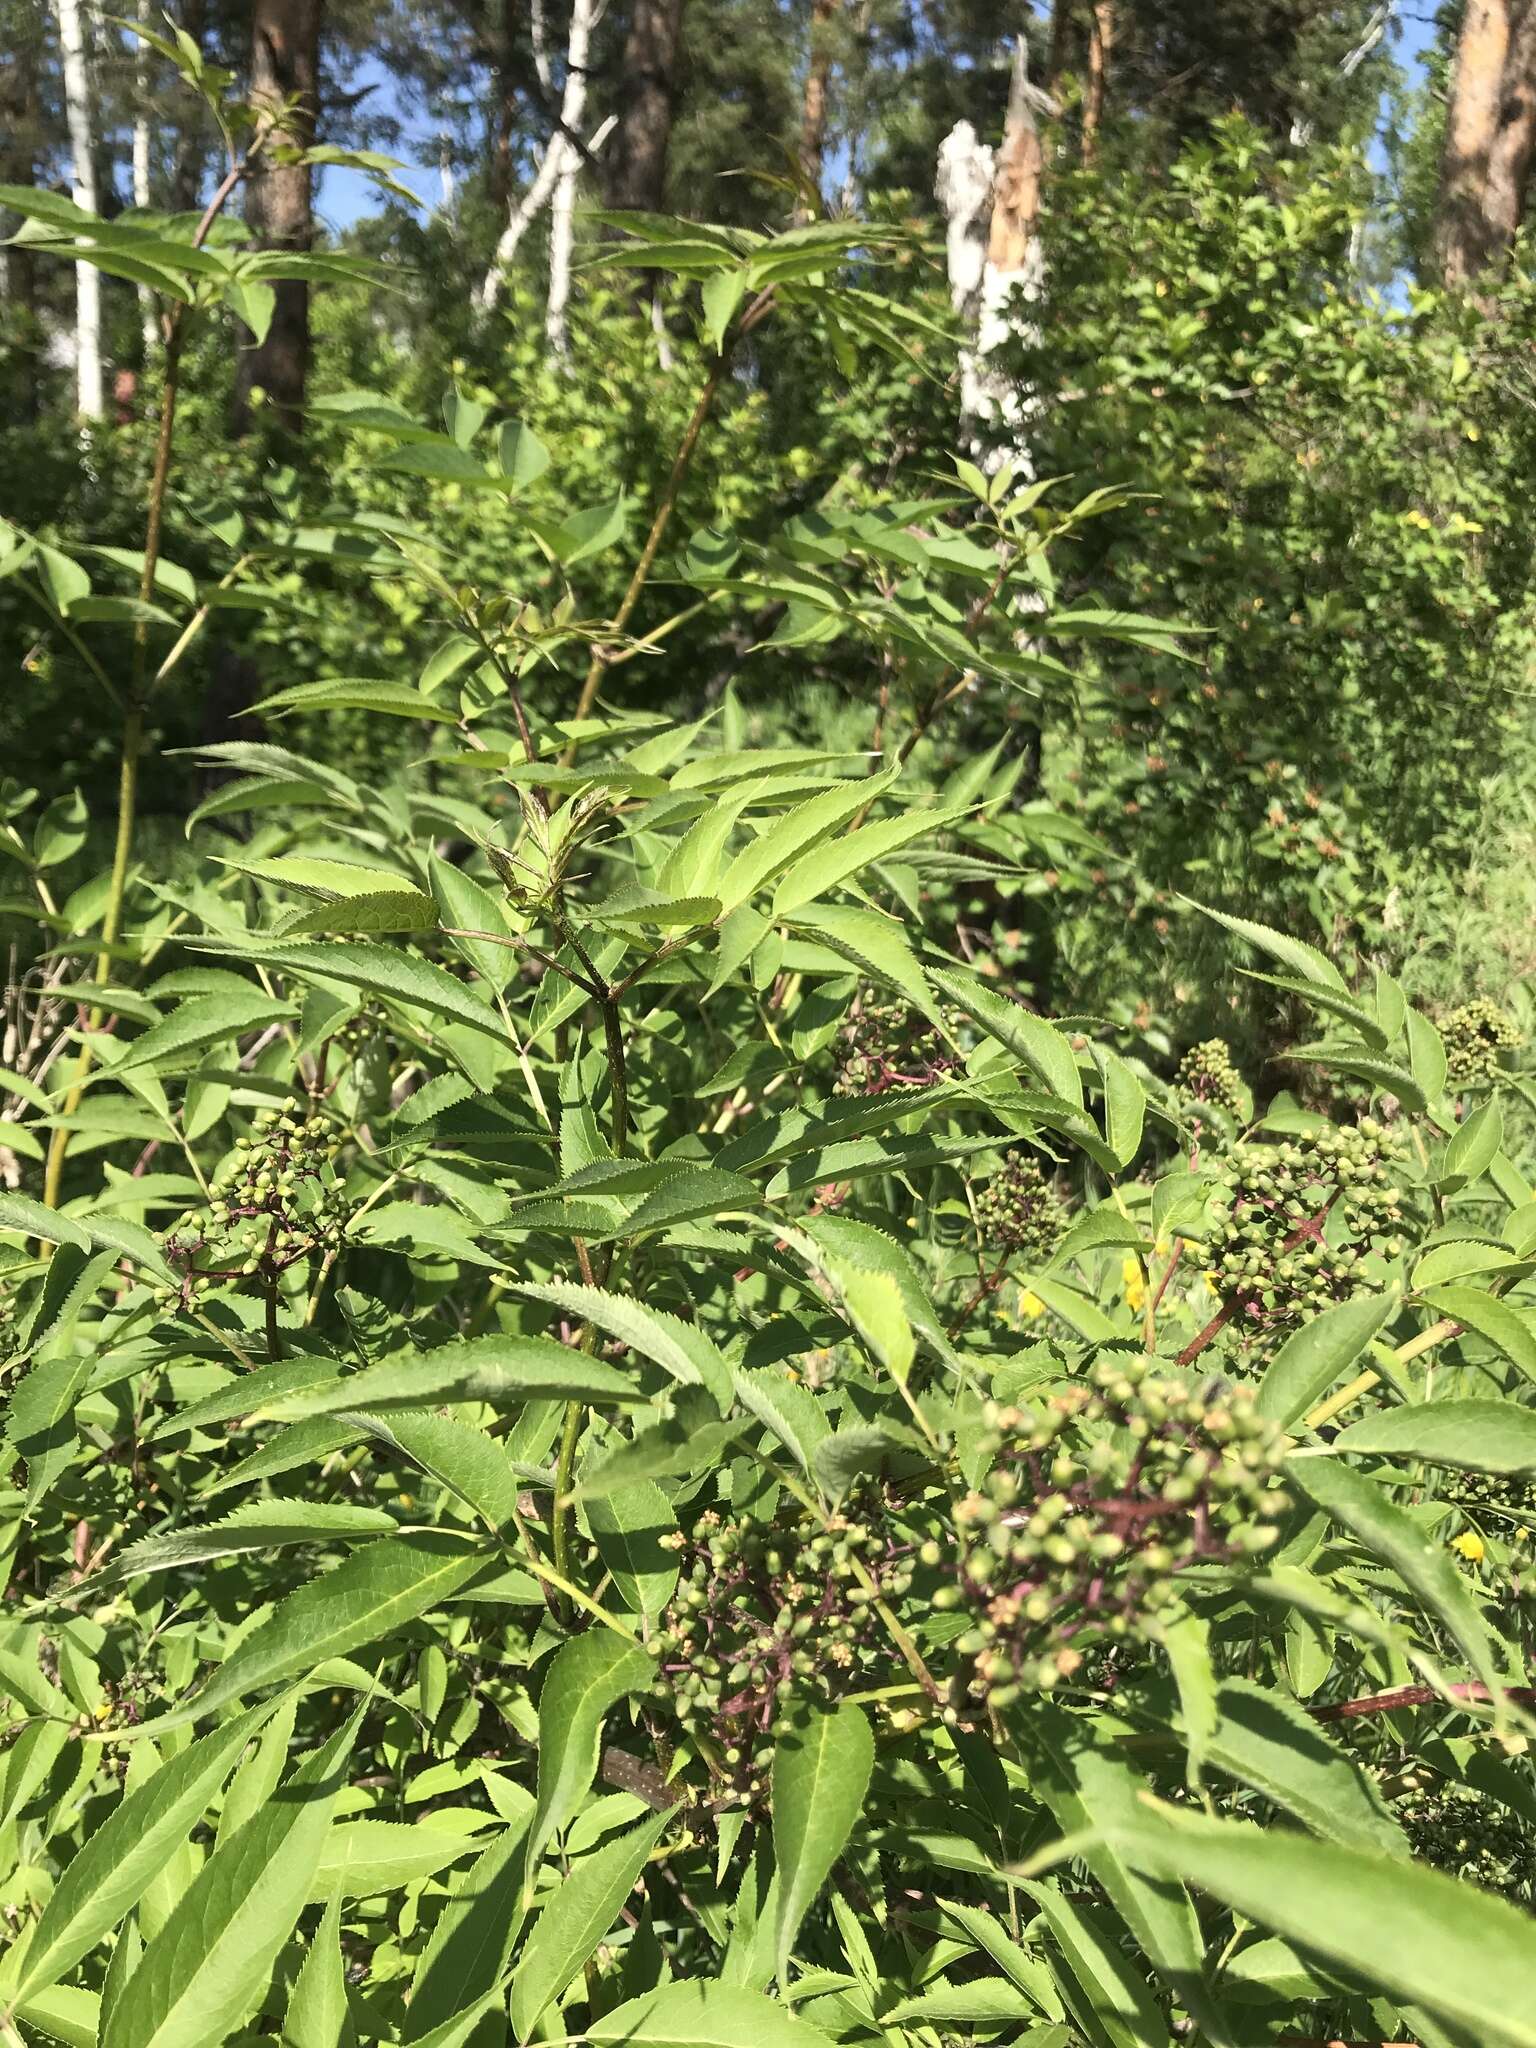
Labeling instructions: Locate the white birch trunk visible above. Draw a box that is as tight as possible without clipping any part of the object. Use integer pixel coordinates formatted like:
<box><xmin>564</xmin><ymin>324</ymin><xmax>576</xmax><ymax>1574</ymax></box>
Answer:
<box><xmin>935</xmin><ymin>39</ymin><xmax>1051</xmax><ymax>474</ymax></box>
<box><xmin>55</xmin><ymin>0</ymin><xmax>104</xmax><ymax>418</ymax></box>
<box><xmin>134</xmin><ymin>0</ymin><xmax>155</xmax><ymax>355</ymax></box>
<box><xmin>478</xmin><ymin>0</ymin><xmax>608</xmax><ymax>329</ymax></box>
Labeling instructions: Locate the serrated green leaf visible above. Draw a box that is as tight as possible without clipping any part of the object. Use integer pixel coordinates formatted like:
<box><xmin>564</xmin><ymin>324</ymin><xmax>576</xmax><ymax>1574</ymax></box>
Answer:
<box><xmin>1018</xmin><ymin>1707</ymin><xmax>1232</xmax><ymax>2045</ymax></box>
<box><xmin>9</xmin><ymin>1704</ymin><xmax>280</xmax><ymax>2004</ymax></box>
<box><xmin>929</xmin><ymin>967</ymin><xmax>1083</xmax><ymax>1108</ymax></box>
<box><xmin>258</xmin><ymin>1336</ymin><xmax>644</xmax><ymax>1421</ymax></box>
<box><xmin>772</xmin><ymin>805</ymin><xmax>962</xmax><ymax>916</ymax></box>
<box><xmin>588</xmin><ymin>1981</ymin><xmax>837</xmax><ymax>2048</ymax></box>
<box><xmin>1287</xmin><ymin>1453</ymin><xmax>1500</xmax><ymax>1692</ymax></box>
<box><xmin>1255</xmin><ymin>1292</ymin><xmax>1397</xmax><ymax>1429</ymax></box>
<box><xmin>1182</xmin><ymin>900</ymin><xmax>1347</xmax><ymax>993</ymax></box>
<box><xmin>1202</xmin><ymin>1677</ymin><xmax>1406</xmax><ymax>1857</ymax></box>
<box><xmin>1093</xmin><ymin>1046</ymin><xmax>1146</xmax><ymax>1170</ymax></box>
<box><xmin>257</xmin><ymin>678</ymin><xmax>461</xmax><ymax>722</ymax></box>
<box><xmin>403</xmin><ymin>1807</ymin><xmax>535</xmax><ymax>2041</ymax></box>
<box><xmin>108</xmin><ymin>1504</ymin><xmax>395</xmax><ymax>1580</ymax></box>
<box><xmin>282</xmin><ymin>1890</ymin><xmax>353</xmax><ymax>2048</ymax></box>
<box><xmin>1335</xmin><ymin>1398</ymin><xmax>1536</xmax><ymax>1474</ymax></box>
<box><xmin>519</xmin><ymin>1279</ymin><xmax>733</xmax><ymax>1411</ymax></box>
<box><xmin>1018</xmin><ymin>1880</ymin><xmax>1161</xmax><ymax>2048</ymax></box>
<box><xmin>190</xmin><ymin>940</ymin><xmax>505</xmax><ymax>1042</ymax></box>
<box><xmin>1113</xmin><ymin>1803</ymin><xmax>1536</xmax><ymax>2048</ymax></box>
<box><xmin>586</xmin><ymin>1483</ymin><xmax>679</xmax><ymax>1624</ymax></box>
<box><xmin>719</xmin><ymin>775</ymin><xmax>896</xmax><ymax>914</ymax></box>
<box><xmin>101</xmin><ymin>1703</ymin><xmax>363</xmax><ymax>2048</ymax></box>
<box><xmin>511</xmin><ymin>1810</ymin><xmax>671</xmax><ymax>2038</ymax></box>
<box><xmin>525</xmin><ymin>1632</ymin><xmax>653</xmax><ymax>1890</ymax></box>
<box><xmin>312</xmin><ymin>1819</ymin><xmax>481</xmax><ymax>1897</ymax></box>
<box><xmin>772</xmin><ymin>1702</ymin><xmax>873</xmax><ymax>1987</ymax></box>
<box><xmin>1418</xmin><ymin>1285</ymin><xmax>1536</xmax><ymax>1386</ymax></box>
<box><xmin>140</xmin><ymin>1533</ymin><xmax>484</xmax><ymax>1731</ymax></box>
<box><xmin>1443</xmin><ymin>1098</ymin><xmax>1503</xmax><ymax>1186</ymax></box>
<box><xmin>349</xmin><ymin>1410</ymin><xmax>522</xmax><ymax>1532</ymax></box>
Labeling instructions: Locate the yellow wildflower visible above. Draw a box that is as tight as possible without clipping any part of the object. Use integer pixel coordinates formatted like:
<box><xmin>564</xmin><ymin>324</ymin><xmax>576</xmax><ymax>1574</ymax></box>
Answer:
<box><xmin>1451</xmin><ymin>1530</ymin><xmax>1485</xmax><ymax>1564</ymax></box>
<box><xmin>1121</xmin><ymin>1256</ymin><xmax>1146</xmax><ymax>1315</ymax></box>
<box><xmin>1019</xmin><ymin>1290</ymin><xmax>1047</xmax><ymax>1322</ymax></box>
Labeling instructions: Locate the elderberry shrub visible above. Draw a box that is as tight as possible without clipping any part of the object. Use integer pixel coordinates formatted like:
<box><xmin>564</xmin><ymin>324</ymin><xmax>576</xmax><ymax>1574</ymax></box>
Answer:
<box><xmin>832</xmin><ymin>993</ymin><xmax>961</xmax><ymax>1098</ymax></box>
<box><xmin>1390</xmin><ymin>1773</ymin><xmax>1535</xmax><ymax>1903</ymax></box>
<box><xmin>973</xmin><ymin>1150</ymin><xmax>1068</xmax><ymax>1259</ymax></box>
<box><xmin>1206</xmin><ymin>1121</ymin><xmax>1406</xmax><ymax>1333</ymax></box>
<box><xmin>649</xmin><ymin>1504</ymin><xmax>912</xmax><ymax>1808</ymax></box>
<box><xmin>1442</xmin><ymin>997</ymin><xmax>1521</xmax><ymax>1087</ymax></box>
<box><xmin>930</xmin><ymin>1358</ymin><xmax>1289</xmax><ymax>1708</ymax></box>
<box><xmin>157</xmin><ymin>1100</ymin><xmax>350</xmax><ymax>1311</ymax></box>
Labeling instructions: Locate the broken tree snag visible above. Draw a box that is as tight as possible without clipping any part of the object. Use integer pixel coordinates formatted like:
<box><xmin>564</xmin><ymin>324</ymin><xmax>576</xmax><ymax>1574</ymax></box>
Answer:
<box><xmin>937</xmin><ymin>36</ymin><xmax>1056</xmax><ymax>468</ymax></box>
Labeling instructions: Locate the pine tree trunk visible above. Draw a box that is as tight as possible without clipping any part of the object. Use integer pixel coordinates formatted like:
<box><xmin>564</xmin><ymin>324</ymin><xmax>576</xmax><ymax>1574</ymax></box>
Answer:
<box><xmin>489</xmin><ymin>0</ymin><xmax>520</xmax><ymax>213</ymax></box>
<box><xmin>233</xmin><ymin>0</ymin><xmax>322</xmax><ymax>436</ymax></box>
<box><xmin>798</xmin><ymin>0</ymin><xmax>839</xmax><ymax>208</ymax></box>
<box><xmin>1436</xmin><ymin>0</ymin><xmax>1513</xmax><ymax>286</ymax></box>
<box><xmin>0</xmin><ymin>7</ymin><xmax>40</xmax><ymax>351</ymax></box>
<box><xmin>1484</xmin><ymin>0</ymin><xmax>1536</xmax><ymax>253</ymax></box>
<box><xmin>605</xmin><ymin>0</ymin><xmax>686</xmax><ymax>211</ymax></box>
<box><xmin>543</xmin><ymin>0</ymin><xmax>600</xmax><ymax>353</ymax></box>
<box><xmin>1083</xmin><ymin>0</ymin><xmax>1114</xmax><ymax>163</ymax></box>
<box><xmin>54</xmin><ymin>0</ymin><xmax>104</xmax><ymax>420</ymax></box>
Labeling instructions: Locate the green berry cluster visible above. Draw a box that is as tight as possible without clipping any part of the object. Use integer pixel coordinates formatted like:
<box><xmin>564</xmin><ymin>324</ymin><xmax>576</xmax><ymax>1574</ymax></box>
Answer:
<box><xmin>1174</xmin><ymin>1038</ymin><xmax>1244</xmax><ymax>1118</ymax></box>
<box><xmin>1207</xmin><ymin>1121</ymin><xmax>1405</xmax><ymax>1331</ymax></box>
<box><xmin>833</xmin><ymin>995</ymin><xmax>960</xmax><ymax>1098</ymax></box>
<box><xmin>650</xmin><ymin>1506</ymin><xmax>911</xmax><ymax>1807</ymax></box>
<box><xmin>158</xmin><ymin>1100</ymin><xmax>348</xmax><ymax>1310</ymax></box>
<box><xmin>333</xmin><ymin>1006</ymin><xmax>386</xmax><ymax>1057</ymax></box>
<box><xmin>1392</xmin><ymin>1774</ymin><xmax>1534</xmax><ymax>1902</ymax></box>
<box><xmin>973</xmin><ymin>1151</ymin><xmax>1067</xmax><ymax>1258</ymax></box>
<box><xmin>1443</xmin><ymin>998</ymin><xmax>1520</xmax><ymax>1086</ymax></box>
<box><xmin>931</xmin><ymin>1359</ymin><xmax>1289</xmax><ymax>1708</ymax></box>
<box><xmin>1443</xmin><ymin>1469</ymin><xmax>1536</xmax><ymax>1521</ymax></box>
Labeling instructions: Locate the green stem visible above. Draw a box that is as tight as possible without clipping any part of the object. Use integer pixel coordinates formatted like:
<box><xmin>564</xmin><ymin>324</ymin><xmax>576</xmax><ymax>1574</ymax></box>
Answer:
<box><xmin>600</xmin><ymin>993</ymin><xmax>629</xmax><ymax>1156</ymax></box>
<box><xmin>568</xmin><ymin>353</ymin><xmax>729</xmax><ymax>736</ymax></box>
<box><xmin>564</xmin><ymin>289</ymin><xmax>774</xmax><ymax>743</ymax></box>
<box><xmin>550</xmin><ymin>1397</ymin><xmax>584</xmax><ymax>1611</ymax></box>
<box><xmin>38</xmin><ymin>140</ymin><xmax>255</xmax><ymax>1218</ymax></box>
<box><xmin>42</xmin><ymin>697</ymin><xmax>144</xmax><ymax>1210</ymax></box>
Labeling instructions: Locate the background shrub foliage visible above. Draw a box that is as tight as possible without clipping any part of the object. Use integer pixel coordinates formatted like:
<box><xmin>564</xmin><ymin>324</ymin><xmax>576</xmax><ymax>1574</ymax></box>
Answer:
<box><xmin>6</xmin><ymin>54</ymin><xmax>1536</xmax><ymax>2048</ymax></box>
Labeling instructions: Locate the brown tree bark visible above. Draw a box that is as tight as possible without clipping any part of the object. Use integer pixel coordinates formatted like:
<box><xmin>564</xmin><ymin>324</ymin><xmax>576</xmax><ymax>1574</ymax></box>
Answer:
<box><xmin>1045</xmin><ymin>0</ymin><xmax>1072</xmax><ymax>91</ymax></box>
<box><xmin>1484</xmin><ymin>0</ymin><xmax>1536</xmax><ymax>252</ymax></box>
<box><xmin>233</xmin><ymin>0</ymin><xmax>322</xmax><ymax>437</ymax></box>
<box><xmin>1082</xmin><ymin>0</ymin><xmax>1114</xmax><ymax>164</ymax></box>
<box><xmin>798</xmin><ymin>0</ymin><xmax>839</xmax><ymax>209</ymax></box>
<box><xmin>1436</xmin><ymin>0</ymin><xmax>1514</xmax><ymax>286</ymax></box>
<box><xmin>604</xmin><ymin>0</ymin><xmax>686</xmax><ymax>211</ymax></box>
